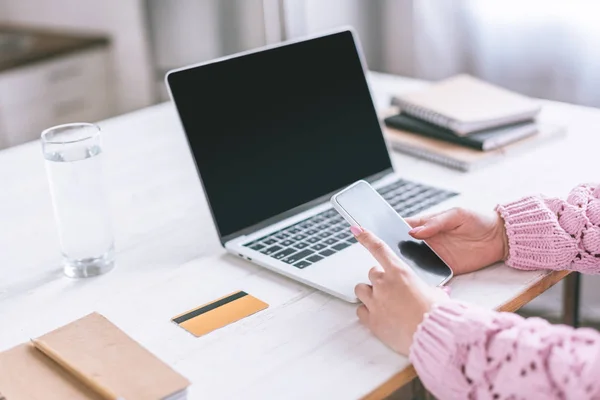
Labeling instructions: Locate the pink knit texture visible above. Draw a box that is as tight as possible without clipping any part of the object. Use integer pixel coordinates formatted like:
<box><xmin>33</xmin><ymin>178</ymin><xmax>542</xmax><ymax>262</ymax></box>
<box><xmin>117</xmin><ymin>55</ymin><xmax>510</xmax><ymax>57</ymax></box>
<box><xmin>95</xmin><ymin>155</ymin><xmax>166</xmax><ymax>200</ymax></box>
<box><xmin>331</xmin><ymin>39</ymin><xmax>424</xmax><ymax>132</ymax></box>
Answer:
<box><xmin>497</xmin><ymin>183</ymin><xmax>600</xmax><ymax>272</ymax></box>
<box><xmin>409</xmin><ymin>183</ymin><xmax>600</xmax><ymax>399</ymax></box>
<box><xmin>410</xmin><ymin>302</ymin><xmax>600</xmax><ymax>400</ymax></box>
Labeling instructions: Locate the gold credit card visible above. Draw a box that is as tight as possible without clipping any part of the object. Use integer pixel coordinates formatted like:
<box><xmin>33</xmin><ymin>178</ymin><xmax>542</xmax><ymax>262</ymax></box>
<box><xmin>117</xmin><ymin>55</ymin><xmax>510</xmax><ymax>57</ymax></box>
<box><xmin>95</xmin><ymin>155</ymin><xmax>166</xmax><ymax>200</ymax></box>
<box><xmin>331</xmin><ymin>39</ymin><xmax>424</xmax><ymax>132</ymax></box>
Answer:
<box><xmin>172</xmin><ymin>291</ymin><xmax>269</xmax><ymax>337</ymax></box>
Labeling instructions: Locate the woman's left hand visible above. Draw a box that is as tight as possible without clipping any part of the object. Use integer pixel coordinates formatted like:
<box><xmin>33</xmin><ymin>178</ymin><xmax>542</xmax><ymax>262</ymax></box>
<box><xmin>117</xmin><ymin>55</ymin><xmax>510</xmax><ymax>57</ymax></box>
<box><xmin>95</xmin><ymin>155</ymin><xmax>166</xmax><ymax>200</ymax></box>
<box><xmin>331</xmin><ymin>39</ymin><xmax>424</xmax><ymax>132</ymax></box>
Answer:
<box><xmin>351</xmin><ymin>226</ymin><xmax>449</xmax><ymax>356</ymax></box>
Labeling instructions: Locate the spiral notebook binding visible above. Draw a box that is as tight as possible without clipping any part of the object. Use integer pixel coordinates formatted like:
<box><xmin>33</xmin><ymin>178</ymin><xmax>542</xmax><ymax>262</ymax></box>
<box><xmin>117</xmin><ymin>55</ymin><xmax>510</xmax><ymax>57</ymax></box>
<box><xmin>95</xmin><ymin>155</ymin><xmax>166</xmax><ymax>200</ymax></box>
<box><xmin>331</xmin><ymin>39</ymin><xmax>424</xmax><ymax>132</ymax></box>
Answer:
<box><xmin>393</xmin><ymin>99</ymin><xmax>456</xmax><ymax>131</ymax></box>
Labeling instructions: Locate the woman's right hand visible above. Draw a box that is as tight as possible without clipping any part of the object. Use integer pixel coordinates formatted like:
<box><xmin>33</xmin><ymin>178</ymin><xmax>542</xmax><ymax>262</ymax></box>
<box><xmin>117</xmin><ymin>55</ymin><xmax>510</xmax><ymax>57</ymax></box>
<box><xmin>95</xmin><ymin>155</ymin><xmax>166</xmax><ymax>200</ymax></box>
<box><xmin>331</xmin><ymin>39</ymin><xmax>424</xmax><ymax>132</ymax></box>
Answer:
<box><xmin>406</xmin><ymin>208</ymin><xmax>509</xmax><ymax>275</ymax></box>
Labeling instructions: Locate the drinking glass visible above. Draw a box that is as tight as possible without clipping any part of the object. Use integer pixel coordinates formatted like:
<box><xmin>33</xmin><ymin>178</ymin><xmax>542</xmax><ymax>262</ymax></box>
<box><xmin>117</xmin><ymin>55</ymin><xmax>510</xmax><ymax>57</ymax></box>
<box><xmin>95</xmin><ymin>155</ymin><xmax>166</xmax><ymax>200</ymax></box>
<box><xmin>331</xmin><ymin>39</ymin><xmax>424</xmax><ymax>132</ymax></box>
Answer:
<box><xmin>41</xmin><ymin>123</ymin><xmax>115</xmax><ymax>278</ymax></box>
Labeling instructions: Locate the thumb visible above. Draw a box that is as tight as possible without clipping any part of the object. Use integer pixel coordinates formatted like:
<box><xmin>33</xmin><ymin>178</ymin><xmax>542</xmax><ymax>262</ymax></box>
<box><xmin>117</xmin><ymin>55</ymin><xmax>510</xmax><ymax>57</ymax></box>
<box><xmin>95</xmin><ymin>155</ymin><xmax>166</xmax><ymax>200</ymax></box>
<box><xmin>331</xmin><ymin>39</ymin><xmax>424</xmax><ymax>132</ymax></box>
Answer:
<box><xmin>405</xmin><ymin>211</ymin><xmax>445</xmax><ymax>228</ymax></box>
<box><xmin>409</xmin><ymin>208</ymin><xmax>464</xmax><ymax>239</ymax></box>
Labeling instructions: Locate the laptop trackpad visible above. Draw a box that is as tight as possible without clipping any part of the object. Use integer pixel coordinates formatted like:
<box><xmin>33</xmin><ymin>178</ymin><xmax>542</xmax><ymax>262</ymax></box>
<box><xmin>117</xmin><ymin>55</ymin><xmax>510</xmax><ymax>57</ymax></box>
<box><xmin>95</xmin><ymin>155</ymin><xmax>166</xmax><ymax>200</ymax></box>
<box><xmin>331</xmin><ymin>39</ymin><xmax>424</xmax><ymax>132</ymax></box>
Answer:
<box><xmin>303</xmin><ymin>244</ymin><xmax>375</xmax><ymax>302</ymax></box>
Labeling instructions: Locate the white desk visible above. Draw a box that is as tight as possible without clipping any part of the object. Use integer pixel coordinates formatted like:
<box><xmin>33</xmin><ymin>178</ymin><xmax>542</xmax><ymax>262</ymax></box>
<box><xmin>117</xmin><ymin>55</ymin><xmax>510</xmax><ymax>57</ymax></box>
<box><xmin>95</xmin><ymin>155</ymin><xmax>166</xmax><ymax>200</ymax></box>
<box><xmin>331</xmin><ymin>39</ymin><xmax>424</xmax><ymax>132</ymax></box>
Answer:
<box><xmin>0</xmin><ymin>72</ymin><xmax>596</xmax><ymax>399</ymax></box>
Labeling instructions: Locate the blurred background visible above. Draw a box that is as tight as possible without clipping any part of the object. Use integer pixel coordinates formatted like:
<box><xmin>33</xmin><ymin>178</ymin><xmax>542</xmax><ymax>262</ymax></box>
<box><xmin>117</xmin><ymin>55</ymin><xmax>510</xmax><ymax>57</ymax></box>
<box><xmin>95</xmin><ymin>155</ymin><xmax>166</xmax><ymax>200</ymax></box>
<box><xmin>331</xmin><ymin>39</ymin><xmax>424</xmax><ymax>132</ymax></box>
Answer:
<box><xmin>0</xmin><ymin>0</ymin><xmax>598</xmax><ymax>328</ymax></box>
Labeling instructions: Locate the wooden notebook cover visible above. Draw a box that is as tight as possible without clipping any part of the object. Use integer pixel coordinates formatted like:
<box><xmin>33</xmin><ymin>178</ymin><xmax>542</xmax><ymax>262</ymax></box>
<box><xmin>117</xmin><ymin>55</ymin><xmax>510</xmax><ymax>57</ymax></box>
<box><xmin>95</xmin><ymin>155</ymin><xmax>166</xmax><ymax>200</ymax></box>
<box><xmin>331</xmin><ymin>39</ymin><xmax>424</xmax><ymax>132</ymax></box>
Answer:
<box><xmin>36</xmin><ymin>313</ymin><xmax>190</xmax><ymax>400</ymax></box>
<box><xmin>0</xmin><ymin>343</ymin><xmax>101</xmax><ymax>400</ymax></box>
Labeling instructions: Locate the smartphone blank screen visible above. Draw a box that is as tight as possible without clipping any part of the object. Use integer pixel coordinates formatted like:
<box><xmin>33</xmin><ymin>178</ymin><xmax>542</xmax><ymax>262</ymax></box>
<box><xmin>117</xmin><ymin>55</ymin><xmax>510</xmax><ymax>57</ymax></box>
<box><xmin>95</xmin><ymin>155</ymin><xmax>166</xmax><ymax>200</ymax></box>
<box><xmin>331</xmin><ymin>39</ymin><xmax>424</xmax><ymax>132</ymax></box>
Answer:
<box><xmin>334</xmin><ymin>181</ymin><xmax>452</xmax><ymax>286</ymax></box>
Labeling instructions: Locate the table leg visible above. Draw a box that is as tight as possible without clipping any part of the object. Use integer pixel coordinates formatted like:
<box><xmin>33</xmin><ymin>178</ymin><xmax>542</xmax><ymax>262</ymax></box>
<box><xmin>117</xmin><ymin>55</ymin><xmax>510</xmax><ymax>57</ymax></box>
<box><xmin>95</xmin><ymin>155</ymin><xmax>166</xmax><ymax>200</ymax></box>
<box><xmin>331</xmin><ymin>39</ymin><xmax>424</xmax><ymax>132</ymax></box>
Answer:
<box><xmin>562</xmin><ymin>272</ymin><xmax>581</xmax><ymax>328</ymax></box>
<box><xmin>411</xmin><ymin>378</ymin><xmax>436</xmax><ymax>400</ymax></box>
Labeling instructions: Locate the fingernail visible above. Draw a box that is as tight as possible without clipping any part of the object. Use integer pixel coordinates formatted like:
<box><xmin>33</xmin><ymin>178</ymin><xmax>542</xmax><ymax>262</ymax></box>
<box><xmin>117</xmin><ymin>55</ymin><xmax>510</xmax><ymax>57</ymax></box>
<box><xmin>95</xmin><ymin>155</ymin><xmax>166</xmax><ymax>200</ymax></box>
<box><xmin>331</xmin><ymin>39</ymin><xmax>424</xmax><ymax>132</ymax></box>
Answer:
<box><xmin>409</xmin><ymin>226</ymin><xmax>424</xmax><ymax>235</ymax></box>
<box><xmin>350</xmin><ymin>226</ymin><xmax>364</xmax><ymax>236</ymax></box>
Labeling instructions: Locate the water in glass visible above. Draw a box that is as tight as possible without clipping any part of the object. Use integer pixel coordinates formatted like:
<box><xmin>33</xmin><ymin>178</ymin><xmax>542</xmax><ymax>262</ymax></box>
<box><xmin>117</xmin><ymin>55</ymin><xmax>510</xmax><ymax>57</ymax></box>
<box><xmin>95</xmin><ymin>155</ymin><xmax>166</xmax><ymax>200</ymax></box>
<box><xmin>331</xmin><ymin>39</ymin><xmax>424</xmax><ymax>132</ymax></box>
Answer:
<box><xmin>42</xmin><ymin>123</ymin><xmax>115</xmax><ymax>278</ymax></box>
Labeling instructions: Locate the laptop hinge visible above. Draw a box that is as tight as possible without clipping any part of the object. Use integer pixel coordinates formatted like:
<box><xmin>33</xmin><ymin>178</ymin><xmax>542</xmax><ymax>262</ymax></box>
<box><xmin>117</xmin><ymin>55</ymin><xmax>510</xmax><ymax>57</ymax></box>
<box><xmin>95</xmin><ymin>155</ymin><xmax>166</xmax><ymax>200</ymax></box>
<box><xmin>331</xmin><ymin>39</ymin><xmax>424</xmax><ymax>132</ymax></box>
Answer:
<box><xmin>220</xmin><ymin>167</ymin><xmax>395</xmax><ymax>245</ymax></box>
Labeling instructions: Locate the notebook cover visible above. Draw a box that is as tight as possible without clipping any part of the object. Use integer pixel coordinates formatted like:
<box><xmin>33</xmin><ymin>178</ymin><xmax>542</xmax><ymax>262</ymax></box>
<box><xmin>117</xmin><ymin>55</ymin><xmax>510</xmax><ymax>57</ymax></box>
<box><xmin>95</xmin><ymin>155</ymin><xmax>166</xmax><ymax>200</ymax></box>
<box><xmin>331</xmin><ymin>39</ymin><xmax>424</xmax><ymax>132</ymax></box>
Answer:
<box><xmin>384</xmin><ymin>113</ymin><xmax>537</xmax><ymax>151</ymax></box>
<box><xmin>393</xmin><ymin>75</ymin><xmax>541</xmax><ymax>133</ymax></box>
<box><xmin>35</xmin><ymin>313</ymin><xmax>190</xmax><ymax>400</ymax></box>
<box><xmin>384</xmin><ymin>124</ymin><xmax>566</xmax><ymax>172</ymax></box>
<box><xmin>0</xmin><ymin>343</ymin><xmax>101</xmax><ymax>400</ymax></box>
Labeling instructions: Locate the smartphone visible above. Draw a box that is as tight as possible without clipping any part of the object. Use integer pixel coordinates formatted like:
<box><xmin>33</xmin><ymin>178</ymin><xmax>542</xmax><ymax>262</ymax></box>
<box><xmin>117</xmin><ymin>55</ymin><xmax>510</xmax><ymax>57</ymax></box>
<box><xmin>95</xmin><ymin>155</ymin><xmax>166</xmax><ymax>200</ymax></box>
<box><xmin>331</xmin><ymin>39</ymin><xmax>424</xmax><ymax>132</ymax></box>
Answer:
<box><xmin>330</xmin><ymin>180</ymin><xmax>453</xmax><ymax>286</ymax></box>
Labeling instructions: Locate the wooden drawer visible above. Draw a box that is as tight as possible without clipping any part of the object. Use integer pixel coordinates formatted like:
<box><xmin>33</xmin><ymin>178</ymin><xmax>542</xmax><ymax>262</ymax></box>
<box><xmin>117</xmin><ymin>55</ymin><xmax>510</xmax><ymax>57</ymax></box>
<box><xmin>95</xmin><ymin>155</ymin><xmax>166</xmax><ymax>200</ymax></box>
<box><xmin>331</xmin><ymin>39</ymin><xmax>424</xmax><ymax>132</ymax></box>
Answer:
<box><xmin>0</xmin><ymin>48</ymin><xmax>110</xmax><ymax>107</ymax></box>
<box><xmin>0</xmin><ymin>82</ymin><xmax>113</xmax><ymax>147</ymax></box>
<box><xmin>0</xmin><ymin>47</ymin><xmax>113</xmax><ymax>148</ymax></box>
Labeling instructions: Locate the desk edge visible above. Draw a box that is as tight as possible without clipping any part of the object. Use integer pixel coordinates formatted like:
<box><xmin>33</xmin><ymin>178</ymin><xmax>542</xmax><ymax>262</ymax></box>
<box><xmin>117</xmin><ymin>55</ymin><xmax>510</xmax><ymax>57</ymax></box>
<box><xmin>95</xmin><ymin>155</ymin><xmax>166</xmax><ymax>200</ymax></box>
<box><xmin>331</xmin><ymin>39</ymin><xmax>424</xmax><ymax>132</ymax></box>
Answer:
<box><xmin>361</xmin><ymin>269</ymin><xmax>570</xmax><ymax>400</ymax></box>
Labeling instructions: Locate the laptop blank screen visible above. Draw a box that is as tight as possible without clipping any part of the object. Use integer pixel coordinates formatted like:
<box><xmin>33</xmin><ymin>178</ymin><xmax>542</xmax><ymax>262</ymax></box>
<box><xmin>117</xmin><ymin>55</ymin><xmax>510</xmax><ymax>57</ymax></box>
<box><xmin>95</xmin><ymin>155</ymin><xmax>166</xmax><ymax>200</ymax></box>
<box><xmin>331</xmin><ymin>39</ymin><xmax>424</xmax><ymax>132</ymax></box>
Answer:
<box><xmin>168</xmin><ymin>31</ymin><xmax>392</xmax><ymax>239</ymax></box>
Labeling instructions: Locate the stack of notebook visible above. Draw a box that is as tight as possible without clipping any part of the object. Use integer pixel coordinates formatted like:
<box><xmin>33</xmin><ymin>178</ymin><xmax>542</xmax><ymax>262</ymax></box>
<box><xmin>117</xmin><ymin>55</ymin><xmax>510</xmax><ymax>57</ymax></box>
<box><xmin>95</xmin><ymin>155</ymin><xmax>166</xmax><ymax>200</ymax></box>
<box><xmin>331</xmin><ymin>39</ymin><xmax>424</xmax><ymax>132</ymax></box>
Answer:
<box><xmin>0</xmin><ymin>313</ymin><xmax>190</xmax><ymax>400</ymax></box>
<box><xmin>384</xmin><ymin>75</ymin><xmax>566</xmax><ymax>171</ymax></box>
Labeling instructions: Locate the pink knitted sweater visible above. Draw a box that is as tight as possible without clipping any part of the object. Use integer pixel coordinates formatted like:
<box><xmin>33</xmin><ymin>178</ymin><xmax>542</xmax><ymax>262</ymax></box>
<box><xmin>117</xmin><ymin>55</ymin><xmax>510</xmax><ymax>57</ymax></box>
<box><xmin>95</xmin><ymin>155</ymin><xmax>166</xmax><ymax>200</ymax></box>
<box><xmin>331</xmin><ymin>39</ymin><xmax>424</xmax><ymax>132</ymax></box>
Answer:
<box><xmin>410</xmin><ymin>183</ymin><xmax>600</xmax><ymax>399</ymax></box>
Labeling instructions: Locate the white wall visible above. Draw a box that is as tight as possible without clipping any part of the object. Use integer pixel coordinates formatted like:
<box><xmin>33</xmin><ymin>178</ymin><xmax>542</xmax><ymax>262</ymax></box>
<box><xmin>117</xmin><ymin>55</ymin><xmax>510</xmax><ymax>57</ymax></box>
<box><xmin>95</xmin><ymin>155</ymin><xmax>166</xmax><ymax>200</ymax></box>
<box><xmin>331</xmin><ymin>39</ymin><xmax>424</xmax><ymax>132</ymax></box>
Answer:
<box><xmin>147</xmin><ymin>0</ymin><xmax>267</xmax><ymax>70</ymax></box>
<box><xmin>146</xmin><ymin>0</ymin><xmax>267</xmax><ymax>101</ymax></box>
<box><xmin>283</xmin><ymin>0</ymin><xmax>384</xmax><ymax>70</ymax></box>
<box><xmin>2</xmin><ymin>0</ymin><xmax>155</xmax><ymax>114</ymax></box>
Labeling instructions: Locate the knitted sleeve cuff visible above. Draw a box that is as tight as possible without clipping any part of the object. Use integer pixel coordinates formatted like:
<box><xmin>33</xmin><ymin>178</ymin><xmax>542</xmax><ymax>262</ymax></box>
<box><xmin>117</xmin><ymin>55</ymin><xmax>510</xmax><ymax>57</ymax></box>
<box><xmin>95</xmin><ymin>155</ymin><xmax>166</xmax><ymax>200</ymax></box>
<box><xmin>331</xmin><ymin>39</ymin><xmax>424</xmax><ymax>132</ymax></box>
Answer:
<box><xmin>411</xmin><ymin>300</ymin><xmax>600</xmax><ymax>399</ymax></box>
<box><xmin>409</xmin><ymin>301</ymin><xmax>474</xmax><ymax>399</ymax></box>
<box><xmin>496</xmin><ymin>196</ymin><xmax>578</xmax><ymax>271</ymax></box>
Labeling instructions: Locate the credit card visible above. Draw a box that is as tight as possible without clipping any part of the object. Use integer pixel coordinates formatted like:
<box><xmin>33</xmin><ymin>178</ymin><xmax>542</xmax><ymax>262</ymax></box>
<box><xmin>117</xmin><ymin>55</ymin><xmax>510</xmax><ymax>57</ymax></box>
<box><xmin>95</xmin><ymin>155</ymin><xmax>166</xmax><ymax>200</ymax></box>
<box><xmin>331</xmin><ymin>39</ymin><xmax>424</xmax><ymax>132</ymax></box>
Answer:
<box><xmin>172</xmin><ymin>291</ymin><xmax>268</xmax><ymax>337</ymax></box>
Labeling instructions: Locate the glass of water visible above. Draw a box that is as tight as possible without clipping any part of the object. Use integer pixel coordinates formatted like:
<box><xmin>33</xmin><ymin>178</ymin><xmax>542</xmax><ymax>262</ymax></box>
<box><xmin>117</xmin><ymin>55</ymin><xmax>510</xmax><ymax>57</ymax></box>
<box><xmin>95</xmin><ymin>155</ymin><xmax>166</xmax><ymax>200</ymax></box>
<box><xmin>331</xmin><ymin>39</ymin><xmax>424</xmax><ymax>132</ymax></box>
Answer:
<box><xmin>41</xmin><ymin>123</ymin><xmax>115</xmax><ymax>278</ymax></box>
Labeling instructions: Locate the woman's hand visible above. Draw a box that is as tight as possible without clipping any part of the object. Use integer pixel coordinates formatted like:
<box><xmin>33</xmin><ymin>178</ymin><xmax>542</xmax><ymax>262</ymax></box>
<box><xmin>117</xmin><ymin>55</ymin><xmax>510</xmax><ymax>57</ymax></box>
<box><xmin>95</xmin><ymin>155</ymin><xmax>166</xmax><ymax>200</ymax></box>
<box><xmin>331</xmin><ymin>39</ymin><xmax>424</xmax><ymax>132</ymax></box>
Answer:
<box><xmin>351</xmin><ymin>226</ymin><xmax>448</xmax><ymax>356</ymax></box>
<box><xmin>406</xmin><ymin>208</ymin><xmax>509</xmax><ymax>275</ymax></box>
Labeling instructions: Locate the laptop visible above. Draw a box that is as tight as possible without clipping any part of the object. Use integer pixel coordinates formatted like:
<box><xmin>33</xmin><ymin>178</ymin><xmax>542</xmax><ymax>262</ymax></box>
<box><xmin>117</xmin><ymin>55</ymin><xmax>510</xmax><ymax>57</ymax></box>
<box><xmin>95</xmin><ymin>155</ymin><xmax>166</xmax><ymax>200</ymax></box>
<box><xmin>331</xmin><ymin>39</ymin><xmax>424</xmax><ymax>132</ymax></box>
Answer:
<box><xmin>166</xmin><ymin>28</ymin><xmax>458</xmax><ymax>302</ymax></box>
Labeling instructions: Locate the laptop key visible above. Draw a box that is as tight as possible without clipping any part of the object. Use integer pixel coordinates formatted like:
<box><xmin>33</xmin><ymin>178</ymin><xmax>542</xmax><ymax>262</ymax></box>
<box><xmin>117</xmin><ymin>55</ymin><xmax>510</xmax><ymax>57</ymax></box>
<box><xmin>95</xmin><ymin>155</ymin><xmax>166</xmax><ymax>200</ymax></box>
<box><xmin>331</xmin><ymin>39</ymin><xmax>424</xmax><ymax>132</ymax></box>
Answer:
<box><xmin>292</xmin><ymin>234</ymin><xmax>307</xmax><ymax>241</ymax></box>
<box><xmin>403</xmin><ymin>208</ymin><xmax>416</xmax><ymax>217</ymax></box>
<box><xmin>347</xmin><ymin>236</ymin><xmax>358</xmax><ymax>244</ymax></box>
<box><xmin>250</xmin><ymin>243</ymin><xmax>265</xmax><ymax>251</ymax></box>
<box><xmin>318</xmin><ymin>231</ymin><xmax>333</xmax><ymax>239</ymax></box>
<box><xmin>305</xmin><ymin>229</ymin><xmax>318</xmax><ymax>235</ymax></box>
<box><xmin>323</xmin><ymin>238</ymin><xmax>339</xmax><ymax>246</ymax></box>
<box><xmin>274</xmin><ymin>233</ymin><xmax>289</xmax><ymax>240</ymax></box>
<box><xmin>306</xmin><ymin>255</ymin><xmax>324</xmax><ymax>263</ymax></box>
<box><xmin>306</xmin><ymin>236</ymin><xmax>320</xmax><ymax>244</ymax></box>
<box><xmin>335</xmin><ymin>232</ymin><xmax>351</xmax><ymax>240</ymax></box>
<box><xmin>411</xmin><ymin>206</ymin><xmax>426</xmax><ymax>215</ymax></box>
<box><xmin>280</xmin><ymin>239</ymin><xmax>294</xmax><ymax>247</ymax></box>
<box><xmin>311</xmin><ymin>243</ymin><xmax>327</xmax><ymax>251</ymax></box>
<box><xmin>319</xmin><ymin>249</ymin><xmax>336</xmax><ymax>257</ymax></box>
<box><xmin>388</xmin><ymin>186</ymin><xmax>403</xmax><ymax>195</ymax></box>
<box><xmin>393</xmin><ymin>201</ymin><xmax>407</xmax><ymax>209</ymax></box>
<box><xmin>294</xmin><ymin>242</ymin><xmax>309</xmax><ymax>249</ymax></box>
<box><xmin>282</xmin><ymin>249</ymin><xmax>314</xmax><ymax>264</ymax></box>
<box><xmin>287</xmin><ymin>228</ymin><xmax>302</xmax><ymax>234</ymax></box>
<box><xmin>263</xmin><ymin>238</ymin><xmax>277</xmax><ymax>245</ymax></box>
<box><xmin>332</xmin><ymin>242</ymin><xmax>350</xmax><ymax>251</ymax></box>
<box><xmin>316</xmin><ymin>224</ymin><xmax>329</xmax><ymax>230</ymax></box>
<box><xmin>262</xmin><ymin>245</ymin><xmax>282</xmax><ymax>255</ymax></box>
<box><xmin>273</xmin><ymin>248</ymin><xmax>296</xmax><ymax>260</ymax></box>
<box><xmin>294</xmin><ymin>260</ymin><xmax>311</xmax><ymax>269</ymax></box>
<box><xmin>330</xmin><ymin>225</ymin><xmax>345</xmax><ymax>233</ymax></box>
<box><xmin>323</xmin><ymin>210</ymin><xmax>337</xmax><ymax>218</ymax></box>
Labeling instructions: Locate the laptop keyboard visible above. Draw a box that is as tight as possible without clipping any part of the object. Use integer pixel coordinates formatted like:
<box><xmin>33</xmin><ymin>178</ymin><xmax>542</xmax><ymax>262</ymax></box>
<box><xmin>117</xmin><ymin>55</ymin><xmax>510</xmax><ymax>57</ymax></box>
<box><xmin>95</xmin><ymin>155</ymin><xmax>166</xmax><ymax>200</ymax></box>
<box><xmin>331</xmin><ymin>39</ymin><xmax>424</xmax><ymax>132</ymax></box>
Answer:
<box><xmin>243</xmin><ymin>179</ymin><xmax>457</xmax><ymax>270</ymax></box>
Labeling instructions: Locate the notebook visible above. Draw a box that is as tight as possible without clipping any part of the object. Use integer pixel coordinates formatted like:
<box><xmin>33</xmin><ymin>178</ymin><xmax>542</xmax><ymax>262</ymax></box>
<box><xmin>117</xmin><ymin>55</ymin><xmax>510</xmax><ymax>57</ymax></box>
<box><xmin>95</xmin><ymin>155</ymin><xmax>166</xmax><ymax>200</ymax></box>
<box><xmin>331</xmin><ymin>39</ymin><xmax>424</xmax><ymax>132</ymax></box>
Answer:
<box><xmin>391</xmin><ymin>75</ymin><xmax>541</xmax><ymax>135</ymax></box>
<box><xmin>384</xmin><ymin>124</ymin><xmax>566</xmax><ymax>172</ymax></box>
<box><xmin>384</xmin><ymin>112</ymin><xmax>537</xmax><ymax>151</ymax></box>
<box><xmin>0</xmin><ymin>313</ymin><xmax>190</xmax><ymax>400</ymax></box>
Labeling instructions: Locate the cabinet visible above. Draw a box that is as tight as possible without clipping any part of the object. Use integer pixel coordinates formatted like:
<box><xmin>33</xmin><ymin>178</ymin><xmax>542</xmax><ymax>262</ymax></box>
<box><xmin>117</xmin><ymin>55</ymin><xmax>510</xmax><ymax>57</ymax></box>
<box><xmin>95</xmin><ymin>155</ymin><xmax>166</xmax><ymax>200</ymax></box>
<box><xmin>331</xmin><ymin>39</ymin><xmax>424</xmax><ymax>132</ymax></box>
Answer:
<box><xmin>0</xmin><ymin>29</ymin><xmax>113</xmax><ymax>149</ymax></box>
